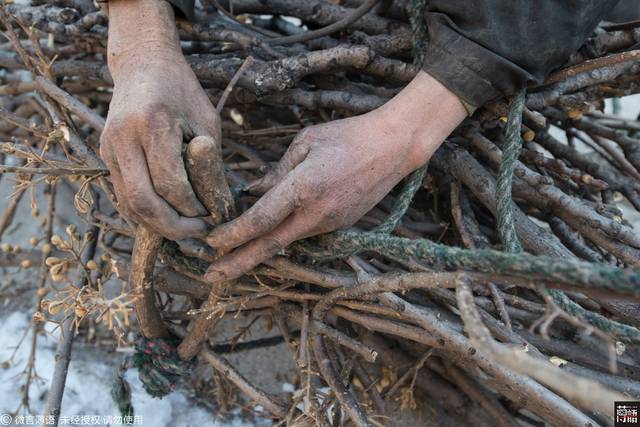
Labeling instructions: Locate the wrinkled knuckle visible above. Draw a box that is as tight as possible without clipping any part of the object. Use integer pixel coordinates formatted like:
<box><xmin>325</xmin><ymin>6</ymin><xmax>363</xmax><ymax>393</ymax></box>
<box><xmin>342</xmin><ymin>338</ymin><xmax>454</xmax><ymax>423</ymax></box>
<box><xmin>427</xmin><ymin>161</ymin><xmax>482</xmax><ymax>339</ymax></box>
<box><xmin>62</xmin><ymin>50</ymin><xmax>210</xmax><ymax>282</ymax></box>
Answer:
<box><xmin>293</xmin><ymin>127</ymin><xmax>317</xmax><ymax>146</ymax></box>
<box><xmin>163</xmin><ymin>229</ymin><xmax>183</xmax><ymax>241</ymax></box>
<box><xmin>152</xmin><ymin>177</ymin><xmax>175</xmax><ymax>199</ymax></box>
<box><xmin>295</xmin><ymin>178</ymin><xmax>319</xmax><ymax>202</ymax></box>
<box><xmin>289</xmin><ymin>188</ymin><xmax>308</xmax><ymax>210</ymax></box>
<box><xmin>101</xmin><ymin>122</ymin><xmax>134</xmax><ymax>151</ymax></box>
<box><xmin>100</xmin><ymin>126</ymin><xmax>119</xmax><ymax>146</ymax></box>
<box><xmin>255</xmin><ymin>210</ymin><xmax>280</xmax><ymax>230</ymax></box>
<box><xmin>125</xmin><ymin>103</ymin><xmax>174</xmax><ymax>133</ymax></box>
<box><xmin>127</xmin><ymin>189</ymin><xmax>153</xmax><ymax>216</ymax></box>
<box><xmin>263</xmin><ymin>236</ymin><xmax>287</xmax><ymax>254</ymax></box>
<box><xmin>139</xmin><ymin>102</ymin><xmax>172</xmax><ymax>119</ymax></box>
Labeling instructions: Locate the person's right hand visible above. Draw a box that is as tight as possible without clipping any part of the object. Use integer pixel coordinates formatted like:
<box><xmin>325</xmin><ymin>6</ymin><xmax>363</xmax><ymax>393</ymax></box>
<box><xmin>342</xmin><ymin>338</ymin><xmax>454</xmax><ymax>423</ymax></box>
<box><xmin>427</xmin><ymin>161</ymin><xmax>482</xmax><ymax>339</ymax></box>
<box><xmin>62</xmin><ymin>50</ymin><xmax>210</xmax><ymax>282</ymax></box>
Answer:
<box><xmin>100</xmin><ymin>0</ymin><xmax>217</xmax><ymax>240</ymax></box>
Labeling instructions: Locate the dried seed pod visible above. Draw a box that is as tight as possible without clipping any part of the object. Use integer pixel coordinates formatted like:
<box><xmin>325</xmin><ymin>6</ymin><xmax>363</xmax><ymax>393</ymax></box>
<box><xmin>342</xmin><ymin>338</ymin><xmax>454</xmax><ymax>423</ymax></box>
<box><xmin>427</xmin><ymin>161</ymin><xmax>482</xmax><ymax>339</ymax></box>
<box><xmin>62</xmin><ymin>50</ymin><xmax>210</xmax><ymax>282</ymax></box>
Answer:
<box><xmin>32</xmin><ymin>312</ymin><xmax>46</xmax><ymax>323</ymax></box>
<box><xmin>51</xmin><ymin>273</ymin><xmax>65</xmax><ymax>282</ymax></box>
<box><xmin>50</xmin><ymin>263</ymin><xmax>64</xmax><ymax>276</ymax></box>
<box><xmin>75</xmin><ymin>304</ymin><xmax>88</xmax><ymax>319</ymax></box>
<box><xmin>45</xmin><ymin>256</ymin><xmax>61</xmax><ymax>267</ymax></box>
<box><xmin>47</xmin><ymin>302</ymin><xmax>64</xmax><ymax>315</ymax></box>
<box><xmin>65</xmin><ymin>224</ymin><xmax>77</xmax><ymax>237</ymax></box>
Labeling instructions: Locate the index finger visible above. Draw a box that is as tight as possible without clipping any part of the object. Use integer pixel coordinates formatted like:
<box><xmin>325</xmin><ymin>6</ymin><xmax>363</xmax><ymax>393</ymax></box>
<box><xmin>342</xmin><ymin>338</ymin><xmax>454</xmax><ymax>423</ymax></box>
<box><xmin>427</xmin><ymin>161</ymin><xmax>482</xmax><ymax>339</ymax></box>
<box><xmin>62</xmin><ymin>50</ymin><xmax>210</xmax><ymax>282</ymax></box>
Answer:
<box><xmin>204</xmin><ymin>213</ymin><xmax>311</xmax><ymax>284</ymax></box>
<box><xmin>206</xmin><ymin>173</ymin><xmax>303</xmax><ymax>251</ymax></box>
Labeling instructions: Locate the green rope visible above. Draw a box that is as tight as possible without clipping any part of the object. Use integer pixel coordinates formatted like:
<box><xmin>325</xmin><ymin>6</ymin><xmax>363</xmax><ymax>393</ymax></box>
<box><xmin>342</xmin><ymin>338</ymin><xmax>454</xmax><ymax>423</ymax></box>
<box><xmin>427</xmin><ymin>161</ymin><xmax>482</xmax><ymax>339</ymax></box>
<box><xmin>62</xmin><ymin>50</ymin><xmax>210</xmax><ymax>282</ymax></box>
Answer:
<box><xmin>549</xmin><ymin>289</ymin><xmax>640</xmax><ymax>344</ymax></box>
<box><xmin>131</xmin><ymin>335</ymin><xmax>195</xmax><ymax>398</ymax></box>
<box><xmin>493</xmin><ymin>88</ymin><xmax>640</xmax><ymax>345</ymax></box>
<box><xmin>296</xmin><ymin>230</ymin><xmax>640</xmax><ymax>344</ymax></box>
<box><xmin>374</xmin><ymin>164</ymin><xmax>427</xmax><ymax>234</ymax></box>
<box><xmin>410</xmin><ymin>0</ymin><xmax>428</xmax><ymax>67</ymax></box>
<box><xmin>295</xmin><ymin>164</ymin><xmax>427</xmax><ymax>257</ymax></box>
<box><xmin>308</xmin><ymin>231</ymin><xmax>640</xmax><ymax>294</ymax></box>
<box><xmin>496</xmin><ymin>87</ymin><xmax>526</xmax><ymax>253</ymax></box>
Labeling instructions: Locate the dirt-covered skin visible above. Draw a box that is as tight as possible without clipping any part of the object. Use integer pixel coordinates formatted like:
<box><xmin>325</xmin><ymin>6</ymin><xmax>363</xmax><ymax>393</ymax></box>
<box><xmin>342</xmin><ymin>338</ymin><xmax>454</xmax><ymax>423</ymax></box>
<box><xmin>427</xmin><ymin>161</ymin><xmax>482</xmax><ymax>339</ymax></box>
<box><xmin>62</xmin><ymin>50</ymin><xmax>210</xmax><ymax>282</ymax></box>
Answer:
<box><xmin>100</xmin><ymin>1</ymin><xmax>466</xmax><ymax>281</ymax></box>
<box><xmin>204</xmin><ymin>71</ymin><xmax>467</xmax><ymax>283</ymax></box>
<box><xmin>100</xmin><ymin>0</ymin><xmax>219</xmax><ymax>241</ymax></box>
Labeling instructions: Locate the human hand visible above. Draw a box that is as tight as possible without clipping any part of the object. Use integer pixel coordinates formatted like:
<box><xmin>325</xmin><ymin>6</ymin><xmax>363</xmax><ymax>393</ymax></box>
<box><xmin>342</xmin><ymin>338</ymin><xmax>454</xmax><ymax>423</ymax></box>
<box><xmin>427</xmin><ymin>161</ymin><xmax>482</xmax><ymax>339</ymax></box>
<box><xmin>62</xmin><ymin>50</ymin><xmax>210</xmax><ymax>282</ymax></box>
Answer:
<box><xmin>204</xmin><ymin>71</ymin><xmax>467</xmax><ymax>283</ymax></box>
<box><xmin>100</xmin><ymin>0</ymin><xmax>219</xmax><ymax>240</ymax></box>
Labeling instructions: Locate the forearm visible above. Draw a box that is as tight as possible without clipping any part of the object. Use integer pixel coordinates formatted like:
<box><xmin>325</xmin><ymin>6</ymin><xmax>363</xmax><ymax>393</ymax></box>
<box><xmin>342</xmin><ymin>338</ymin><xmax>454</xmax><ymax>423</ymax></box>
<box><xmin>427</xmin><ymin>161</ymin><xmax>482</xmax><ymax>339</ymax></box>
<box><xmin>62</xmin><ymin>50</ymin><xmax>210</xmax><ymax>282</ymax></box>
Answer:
<box><xmin>377</xmin><ymin>71</ymin><xmax>467</xmax><ymax>170</ymax></box>
<box><xmin>107</xmin><ymin>0</ymin><xmax>182</xmax><ymax>73</ymax></box>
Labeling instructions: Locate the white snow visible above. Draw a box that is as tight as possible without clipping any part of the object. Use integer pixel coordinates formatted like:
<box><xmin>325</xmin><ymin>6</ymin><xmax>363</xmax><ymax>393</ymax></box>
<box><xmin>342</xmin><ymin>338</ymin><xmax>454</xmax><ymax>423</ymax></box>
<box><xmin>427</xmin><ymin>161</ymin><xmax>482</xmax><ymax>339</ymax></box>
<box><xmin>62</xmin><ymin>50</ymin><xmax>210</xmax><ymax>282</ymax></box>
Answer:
<box><xmin>0</xmin><ymin>311</ymin><xmax>253</xmax><ymax>426</ymax></box>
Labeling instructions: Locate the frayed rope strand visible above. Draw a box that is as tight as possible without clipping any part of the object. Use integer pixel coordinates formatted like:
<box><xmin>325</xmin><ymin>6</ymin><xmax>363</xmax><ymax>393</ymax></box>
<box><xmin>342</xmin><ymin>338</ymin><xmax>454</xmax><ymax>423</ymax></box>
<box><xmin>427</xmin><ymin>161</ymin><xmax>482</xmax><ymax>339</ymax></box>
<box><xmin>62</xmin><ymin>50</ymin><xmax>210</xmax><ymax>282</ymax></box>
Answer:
<box><xmin>131</xmin><ymin>335</ymin><xmax>195</xmax><ymax>398</ymax></box>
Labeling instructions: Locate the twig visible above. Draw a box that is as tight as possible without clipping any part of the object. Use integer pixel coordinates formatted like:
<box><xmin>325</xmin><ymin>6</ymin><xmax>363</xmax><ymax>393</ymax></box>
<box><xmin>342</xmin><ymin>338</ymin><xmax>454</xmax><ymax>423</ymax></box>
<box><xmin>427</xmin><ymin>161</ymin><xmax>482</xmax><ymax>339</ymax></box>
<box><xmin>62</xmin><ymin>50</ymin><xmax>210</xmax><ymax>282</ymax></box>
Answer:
<box><xmin>0</xmin><ymin>164</ymin><xmax>107</xmax><ymax>176</ymax></box>
<box><xmin>455</xmin><ymin>277</ymin><xmax>624</xmax><ymax>419</ymax></box>
<box><xmin>444</xmin><ymin>361</ymin><xmax>518</xmax><ymax>427</ymax></box>
<box><xmin>44</xmin><ymin>225</ymin><xmax>99</xmax><ymax>425</ymax></box>
<box><xmin>129</xmin><ymin>227</ymin><xmax>169</xmax><ymax>339</ymax></box>
<box><xmin>200</xmin><ymin>348</ymin><xmax>287</xmax><ymax>417</ymax></box>
<box><xmin>35</xmin><ymin>76</ymin><xmax>105</xmax><ymax>132</ymax></box>
<box><xmin>266</xmin><ymin>0</ymin><xmax>382</xmax><ymax>46</ymax></box>
<box><xmin>216</xmin><ymin>56</ymin><xmax>254</xmax><ymax>113</ymax></box>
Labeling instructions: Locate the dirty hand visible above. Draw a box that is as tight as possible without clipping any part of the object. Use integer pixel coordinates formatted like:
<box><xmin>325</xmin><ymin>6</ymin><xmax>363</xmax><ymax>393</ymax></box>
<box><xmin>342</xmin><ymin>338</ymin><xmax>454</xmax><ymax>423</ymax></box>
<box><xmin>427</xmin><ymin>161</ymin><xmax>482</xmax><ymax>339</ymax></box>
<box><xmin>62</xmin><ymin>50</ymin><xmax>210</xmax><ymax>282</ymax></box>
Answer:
<box><xmin>100</xmin><ymin>0</ymin><xmax>218</xmax><ymax>240</ymax></box>
<box><xmin>204</xmin><ymin>71</ymin><xmax>467</xmax><ymax>283</ymax></box>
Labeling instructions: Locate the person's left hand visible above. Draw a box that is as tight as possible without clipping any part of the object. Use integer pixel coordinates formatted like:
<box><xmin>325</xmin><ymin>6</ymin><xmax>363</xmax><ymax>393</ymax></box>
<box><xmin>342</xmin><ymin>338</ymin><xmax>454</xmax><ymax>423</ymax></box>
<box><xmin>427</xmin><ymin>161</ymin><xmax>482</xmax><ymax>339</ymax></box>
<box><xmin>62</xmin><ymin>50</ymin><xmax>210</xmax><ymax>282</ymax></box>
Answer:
<box><xmin>204</xmin><ymin>71</ymin><xmax>467</xmax><ymax>284</ymax></box>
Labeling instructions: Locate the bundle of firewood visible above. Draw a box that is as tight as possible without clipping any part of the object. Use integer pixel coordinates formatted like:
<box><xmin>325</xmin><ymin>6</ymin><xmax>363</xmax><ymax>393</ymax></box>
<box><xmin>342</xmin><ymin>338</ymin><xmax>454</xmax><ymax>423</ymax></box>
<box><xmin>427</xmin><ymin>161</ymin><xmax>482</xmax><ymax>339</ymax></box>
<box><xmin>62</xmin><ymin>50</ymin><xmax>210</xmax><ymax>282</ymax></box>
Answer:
<box><xmin>1</xmin><ymin>1</ymin><xmax>640</xmax><ymax>426</ymax></box>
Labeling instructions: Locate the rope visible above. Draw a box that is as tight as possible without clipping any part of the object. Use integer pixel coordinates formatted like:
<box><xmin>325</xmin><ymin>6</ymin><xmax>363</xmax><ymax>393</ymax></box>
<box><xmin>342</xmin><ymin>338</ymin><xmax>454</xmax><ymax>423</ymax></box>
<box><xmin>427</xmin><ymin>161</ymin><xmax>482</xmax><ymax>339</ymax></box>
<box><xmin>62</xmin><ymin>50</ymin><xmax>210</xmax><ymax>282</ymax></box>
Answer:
<box><xmin>131</xmin><ymin>335</ymin><xmax>195</xmax><ymax>398</ymax></box>
<box><xmin>493</xmin><ymin>88</ymin><xmax>640</xmax><ymax>345</ymax></box>
<box><xmin>410</xmin><ymin>0</ymin><xmax>429</xmax><ymax>67</ymax></box>
<box><xmin>295</xmin><ymin>163</ymin><xmax>427</xmax><ymax>258</ymax></box>
<box><xmin>496</xmin><ymin>87</ymin><xmax>526</xmax><ymax>253</ymax></box>
<box><xmin>374</xmin><ymin>164</ymin><xmax>427</xmax><ymax>234</ymax></box>
<box><xmin>549</xmin><ymin>289</ymin><xmax>640</xmax><ymax>343</ymax></box>
<box><xmin>311</xmin><ymin>230</ymin><xmax>640</xmax><ymax>344</ymax></box>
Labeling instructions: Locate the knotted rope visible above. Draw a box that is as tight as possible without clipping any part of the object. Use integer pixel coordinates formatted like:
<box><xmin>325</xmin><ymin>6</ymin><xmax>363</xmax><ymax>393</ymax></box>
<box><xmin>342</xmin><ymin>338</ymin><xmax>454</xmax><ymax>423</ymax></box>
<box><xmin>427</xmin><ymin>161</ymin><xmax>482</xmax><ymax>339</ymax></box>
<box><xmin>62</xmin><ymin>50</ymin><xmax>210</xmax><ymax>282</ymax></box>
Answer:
<box><xmin>111</xmin><ymin>334</ymin><xmax>195</xmax><ymax>415</ymax></box>
<box><xmin>131</xmin><ymin>335</ymin><xmax>195</xmax><ymax>398</ymax></box>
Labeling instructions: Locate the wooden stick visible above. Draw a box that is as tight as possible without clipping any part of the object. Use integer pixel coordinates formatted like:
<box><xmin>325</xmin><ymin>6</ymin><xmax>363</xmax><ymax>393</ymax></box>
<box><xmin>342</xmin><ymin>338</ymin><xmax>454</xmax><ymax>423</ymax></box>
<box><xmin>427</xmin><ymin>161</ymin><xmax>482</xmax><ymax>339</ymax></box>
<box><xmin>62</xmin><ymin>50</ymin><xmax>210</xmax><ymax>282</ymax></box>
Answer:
<box><xmin>129</xmin><ymin>226</ymin><xmax>169</xmax><ymax>339</ymax></box>
<box><xmin>44</xmin><ymin>226</ymin><xmax>99</xmax><ymax>426</ymax></box>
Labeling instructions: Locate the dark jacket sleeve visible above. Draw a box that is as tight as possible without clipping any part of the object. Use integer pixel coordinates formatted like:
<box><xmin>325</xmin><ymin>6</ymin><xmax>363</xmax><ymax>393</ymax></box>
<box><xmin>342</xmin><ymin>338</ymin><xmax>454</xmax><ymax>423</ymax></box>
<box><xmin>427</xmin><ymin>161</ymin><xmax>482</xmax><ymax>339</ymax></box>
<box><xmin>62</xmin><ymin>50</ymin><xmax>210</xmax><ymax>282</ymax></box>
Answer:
<box><xmin>422</xmin><ymin>1</ymin><xmax>620</xmax><ymax>111</ymax></box>
<box><xmin>167</xmin><ymin>0</ymin><xmax>194</xmax><ymax>20</ymax></box>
